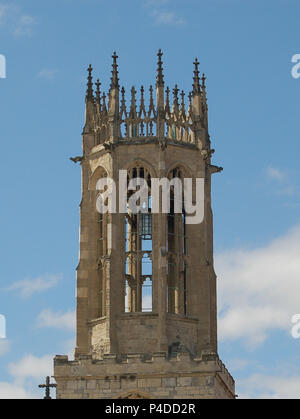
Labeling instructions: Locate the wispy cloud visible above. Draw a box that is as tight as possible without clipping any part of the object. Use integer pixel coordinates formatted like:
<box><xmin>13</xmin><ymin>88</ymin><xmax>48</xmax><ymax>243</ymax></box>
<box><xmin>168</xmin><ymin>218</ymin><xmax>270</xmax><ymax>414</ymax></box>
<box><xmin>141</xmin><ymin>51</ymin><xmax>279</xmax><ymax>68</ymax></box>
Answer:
<box><xmin>37</xmin><ymin>69</ymin><xmax>58</xmax><ymax>80</ymax></box>
<box><xmin>0</xmin><ymin>4</ymin><xmax>35</xmax><ymax>37</ymax></box>
<box><xmin>144</xmin><ymin>0</ymin><xmax>186</xmax><ymax>26</ymax></box>
<box><xmin>239</xmin><ymin>373</ymin><xmax>300</xmax><ymax>399</ymax></box>
<box><xmin>0</xmin><ymin>4</ymin><xmax>9</xmax><ymax>25</ymax></box>
<box><xmin>151</xmin><ymin>10</ymin><xmax>185</xmax><ymax>25</ymax></box>
<box><xmin>266</xmin><ymin>166</ymin><xmax>286</xmax><ymax>182</ymax></box>
<box><xmin>14</xmin><ymin>14</ymin><xmax>35</xmax><ymax>37</ymax></box>
<box><xmin>4</xmin><ymin>274</ymin><xmax>61</xmax><ymax>299</ymax></box>
<box><xmin>0</xmin><ymin>340</ymin><xmax>10</xmax><ymax>357</ymax></box>
<box><xmin>265</xmin><ymin>166</ymin><xmax>299</xmax><ymax>197</ymax></box>
<box><xmin>217</xmin><ymin>224</ymin><xmax>300</xmax><ymax>347</ymax></box>
<box><xmin>36</xmin><ymin>309</ymin><xmax>75</xmax><ymax>331</ymax></box>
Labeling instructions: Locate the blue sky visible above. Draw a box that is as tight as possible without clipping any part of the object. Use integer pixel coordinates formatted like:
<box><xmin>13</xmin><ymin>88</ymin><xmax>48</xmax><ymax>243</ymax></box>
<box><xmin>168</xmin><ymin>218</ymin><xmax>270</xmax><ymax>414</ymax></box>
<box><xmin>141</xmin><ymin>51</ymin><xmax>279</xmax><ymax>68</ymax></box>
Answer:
<box><xmin>0</xmin><ymin>0</ymin><xmax>300</xmax><ymax>398</ymax></box>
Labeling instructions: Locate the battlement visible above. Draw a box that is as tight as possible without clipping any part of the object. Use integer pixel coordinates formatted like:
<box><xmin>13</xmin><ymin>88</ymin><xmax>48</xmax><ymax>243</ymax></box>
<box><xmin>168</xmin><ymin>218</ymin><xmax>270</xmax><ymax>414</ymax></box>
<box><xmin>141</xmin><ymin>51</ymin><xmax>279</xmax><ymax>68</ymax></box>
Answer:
<box><xmin>54</xmin><ymin>351</ymin><xmax>235</xmax><ymax>399</ymax></box>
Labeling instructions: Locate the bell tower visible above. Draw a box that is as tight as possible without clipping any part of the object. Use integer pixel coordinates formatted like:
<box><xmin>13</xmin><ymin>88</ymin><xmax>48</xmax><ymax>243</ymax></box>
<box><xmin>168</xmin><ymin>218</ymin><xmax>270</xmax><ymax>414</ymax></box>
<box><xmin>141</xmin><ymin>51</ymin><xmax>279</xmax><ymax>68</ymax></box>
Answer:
<box><xmin>54</xmin><ymin>51</ymin><xmax>235</xmax><ymax>399</ymax></box>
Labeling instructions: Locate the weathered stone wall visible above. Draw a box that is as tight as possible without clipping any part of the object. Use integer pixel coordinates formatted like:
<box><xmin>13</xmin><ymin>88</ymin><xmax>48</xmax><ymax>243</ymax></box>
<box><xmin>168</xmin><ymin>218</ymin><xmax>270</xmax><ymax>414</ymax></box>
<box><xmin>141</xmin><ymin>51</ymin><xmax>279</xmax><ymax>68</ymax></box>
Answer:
<box><xmin>54</xmin><ymin>352</ymin><xmax>235</xmax><ymax>399</ymax></box>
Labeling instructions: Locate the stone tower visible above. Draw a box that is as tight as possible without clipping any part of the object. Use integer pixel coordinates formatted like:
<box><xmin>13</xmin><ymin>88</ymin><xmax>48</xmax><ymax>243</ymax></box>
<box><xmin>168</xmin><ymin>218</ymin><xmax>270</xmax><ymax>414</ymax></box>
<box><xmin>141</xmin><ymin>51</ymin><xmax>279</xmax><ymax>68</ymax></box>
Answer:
<box><xmin>54</xmin><ymin>51</ymin><xmax>235</xmax><ymax>399</ymax></box>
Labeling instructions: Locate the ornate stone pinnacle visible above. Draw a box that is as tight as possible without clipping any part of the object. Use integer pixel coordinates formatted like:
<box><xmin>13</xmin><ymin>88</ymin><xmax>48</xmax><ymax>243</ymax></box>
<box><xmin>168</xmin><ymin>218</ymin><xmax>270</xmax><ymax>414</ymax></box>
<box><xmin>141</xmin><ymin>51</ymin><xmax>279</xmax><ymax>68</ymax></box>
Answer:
<box><xmin>165</xmin><ymin>86</ymin><xmax>170</xmax><ymax>114</ymax></box>
<box><xmin>86</xmin><ymin>64</ymin><xmax>94</xmax><ymax>101</ymax></box>
<box><xmin>192</xmin><ymin>58</ymin><xmax>201</xmax><ymax>95</ymax></box>
<box><xmin>201</xmin><ymin>72</ymin><xmax>206</xmax><ymax>90</ymax></box>
<box><xmin>173</xmin><ymin>84</ymin><xmax>179</xmax><ymax>106</ymax></box>
<box><xmin>181</xmin><ymin>90</ymin><xmax>185</xmax><ymax>104</ymax></box>
<box><xmin>121</xmin><ymin>86</ymin><xmax>125</xmax><ymax>100</ymax></box>
<box><xmin>156</xmin><ymin>49</ymin><xmax>164</xmax><ymax>87</ymax></box>
<box><xmin>130</xmin><ymin>86</ymin><xmax>137</xmax><ymax>116</ymax></box>
<box><xmin>102</xmin><ymin>92</ymin><xmax>107</xmax><ymax>113</ymax></box>
<box><xmin>110</xmin><ymin>51</ymin><xmax>119</xmax><ymax>89</ymax></box>
<box><xmin>95</xmin><ymin>79</ymin><xmax>101</xmax><ymax>105</ymax></box>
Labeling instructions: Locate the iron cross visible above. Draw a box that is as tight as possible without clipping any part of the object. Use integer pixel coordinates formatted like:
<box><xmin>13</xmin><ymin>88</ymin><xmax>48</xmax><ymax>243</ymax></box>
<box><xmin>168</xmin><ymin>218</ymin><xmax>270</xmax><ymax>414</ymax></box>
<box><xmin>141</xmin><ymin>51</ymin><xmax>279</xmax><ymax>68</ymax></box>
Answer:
<box><xmin>38</xmin><ymin>376</ymin><xmax>57</xmax><ymax>399</ymax></box>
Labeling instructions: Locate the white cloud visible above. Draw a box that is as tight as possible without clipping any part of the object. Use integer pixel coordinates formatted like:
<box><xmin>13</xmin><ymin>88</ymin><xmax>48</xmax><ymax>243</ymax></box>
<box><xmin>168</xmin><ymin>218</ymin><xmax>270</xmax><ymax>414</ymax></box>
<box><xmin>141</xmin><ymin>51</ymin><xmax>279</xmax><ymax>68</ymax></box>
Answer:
<box><xmin>9</xmin><ymin>354</ymin><xmax>53</xmax><ymax>381</ymax></box>
<box><xmin>0</xmin><ymin>381</ymin><xmax>33</xmax><ymax>399</ymax></box>
<box><xmin>4</xmin><ymin>274</ymin><xmax>61</xmax><ymax>298</ymax></box>
<box><xmin>0</xmin><ymin>339</ymin><xmax>10</xmax><ymax>356</ymax></box>
<box><xmin>36</xmin><ymin>309</ymin><xmax>75</xmax><ymax>331</ymax></box>
<box><xmin>216</xmin><ymin>224</ymin><xmax>300</xmax><ymax>347</ymax></box>
<box><xmin>37</xmin><ymin>69</ymin><xmax>58</xmax><ymax>80</ymax></box>
<box><xmin>239</xmin><ymin>373</ymin><xmax>300</xmax><ymax>399</ymax></box>
<box><xmin>0</xmin><ymin>354</ymin><xmax>54</xmax><ymax>399</ymax></box>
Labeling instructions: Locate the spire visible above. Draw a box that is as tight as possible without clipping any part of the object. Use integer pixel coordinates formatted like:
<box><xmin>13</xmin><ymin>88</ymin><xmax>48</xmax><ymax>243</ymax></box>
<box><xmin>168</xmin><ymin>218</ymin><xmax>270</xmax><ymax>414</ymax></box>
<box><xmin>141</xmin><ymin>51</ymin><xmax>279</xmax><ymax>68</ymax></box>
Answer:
<box><xmin>86</xmin><ymin>64</ymin><xmax>94</xmax><ymax>101</ymax></box>
<box><xmin>110</xmin><ymin>51</ymin><xmax>119</xmax><ymax>90</ymax></box>
<box><xmin>156</xmin><ymin>49</ymin><xmax>164</xmax><ymax>87</ymax></box>
<box><xmin>192</xmin><ymin>58</ymin><xmax>201</xmax><ymax>96</ymax></box>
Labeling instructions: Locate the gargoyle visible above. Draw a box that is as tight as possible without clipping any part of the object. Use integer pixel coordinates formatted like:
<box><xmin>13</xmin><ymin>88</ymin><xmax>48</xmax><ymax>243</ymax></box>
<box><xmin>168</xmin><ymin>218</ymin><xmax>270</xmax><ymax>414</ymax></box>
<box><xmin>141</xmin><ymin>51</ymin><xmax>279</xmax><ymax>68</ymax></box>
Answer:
<box><xmin>70</xmin><ymin>156</ymin><xmax>83</xmax><ymax>163</ymax></box>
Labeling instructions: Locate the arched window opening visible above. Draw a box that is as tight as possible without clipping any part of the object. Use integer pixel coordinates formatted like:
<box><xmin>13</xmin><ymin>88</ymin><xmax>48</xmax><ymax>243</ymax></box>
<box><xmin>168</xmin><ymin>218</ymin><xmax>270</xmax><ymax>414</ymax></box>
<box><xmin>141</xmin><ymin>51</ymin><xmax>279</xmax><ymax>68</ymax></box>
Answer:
<box><xmin>94</xmin><ymin>168</ymin><xmax>109</xmax><ymax>319</ymax></box>
<box><xmin>124</xmin><ymin>166</ymin><xmax>153</xmax><ymax>313</ymax></box>
<box><xmin>167</xmin><ymin>167</ymin><xmax>188</xmax><ymax>316</ymax></box>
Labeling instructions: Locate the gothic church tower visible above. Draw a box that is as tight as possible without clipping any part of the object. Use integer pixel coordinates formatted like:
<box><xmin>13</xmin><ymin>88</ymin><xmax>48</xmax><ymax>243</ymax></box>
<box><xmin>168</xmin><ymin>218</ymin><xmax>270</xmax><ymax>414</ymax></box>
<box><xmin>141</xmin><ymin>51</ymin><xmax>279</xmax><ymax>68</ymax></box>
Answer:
<box><xmin>54</xmin><ymin>51</ymin><xmax>235</xmax><ymax>399</ymax></box>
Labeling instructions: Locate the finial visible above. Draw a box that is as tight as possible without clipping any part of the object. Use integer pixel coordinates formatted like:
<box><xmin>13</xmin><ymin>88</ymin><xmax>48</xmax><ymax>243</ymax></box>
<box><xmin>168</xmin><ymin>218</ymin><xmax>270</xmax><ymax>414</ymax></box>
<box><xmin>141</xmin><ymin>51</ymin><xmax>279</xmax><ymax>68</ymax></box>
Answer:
<box><xmin>192</xmin><ymin>58</ymin><xmax>201</xmax><ymax>95</ymax></box>
<box><xmin>110</xmin><ymin>51</ymin><xmax>119</xmax><ymax>89</ymax></box>
<box><xmin>86</xmin><ymin>64</ymin><xmax>94</xmax><ymax>101</ymax></box>
<box><xmin>156</xmin><ymin>49</ymin><xmax>164</xmax><ymax>87</ymax></box>
<box><xmin>95</xmin><ymin>79</ymin><xmax>101</xmax><ymax>106</ymax></box>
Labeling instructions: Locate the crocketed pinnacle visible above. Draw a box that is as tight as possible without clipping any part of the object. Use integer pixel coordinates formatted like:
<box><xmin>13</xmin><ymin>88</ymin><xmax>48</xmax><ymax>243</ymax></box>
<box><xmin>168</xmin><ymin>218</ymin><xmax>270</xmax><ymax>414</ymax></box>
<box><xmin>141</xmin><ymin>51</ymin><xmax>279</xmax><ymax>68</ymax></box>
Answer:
<box><xmin>86</xmin><ymin>64</ymin><xmax>94</xmax><ymax>101</ymax></box>
<box><xmin>201</xmin><ymin>72</ymin><xmax>206</xmax><ymax>90</ymax></box>
<box><xmin>192</xmin><ymin>58</ymin><xmax>201</xmax><ymax>95</ymax></box>
<box><xmin>173</xmin><ymin>84</ymin><xmax>179</xmax><ymax>107</ymax></box>
<box><xmin>110</xmin><ymin>51</ymin><xmax>119</xmax><ymax>89</ymax></box>
<box><xmin>156</xmin><ymin>49</ymin><xmax>164</xmax><ymax>87</ymax></box>
<box><xmin>95</xmin><ymin>79</ymin><xmax>101</xmax><ymax>106</ymax></box>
